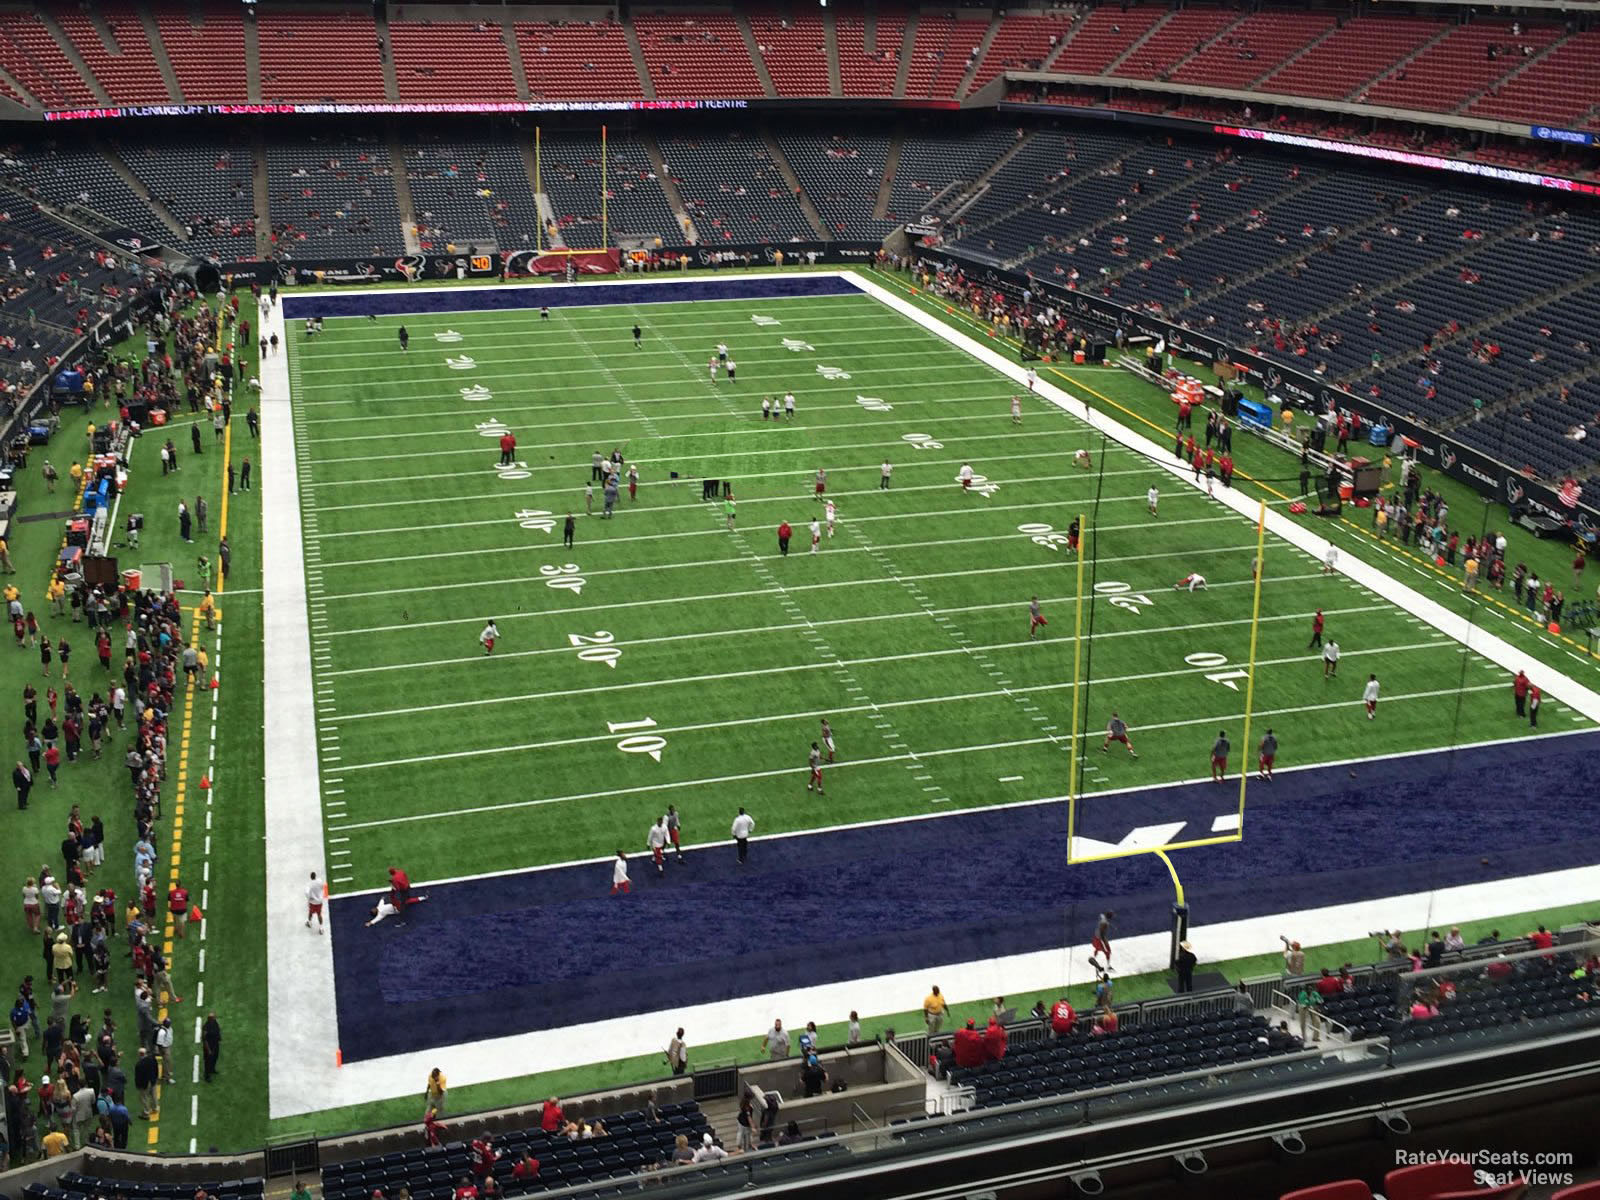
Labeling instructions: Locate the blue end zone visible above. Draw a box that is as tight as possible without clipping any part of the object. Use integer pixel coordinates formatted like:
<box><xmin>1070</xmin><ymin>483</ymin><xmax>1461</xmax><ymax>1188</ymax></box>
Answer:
<box><xmin>282</xmin><ymin>274</ymin><xmax>861</xmax><ymax>321</ymax></box>
<box><xmin>328</xmin><ymin>732</ymin><xmax>1600</xmax><ymax>1062</ymax></box>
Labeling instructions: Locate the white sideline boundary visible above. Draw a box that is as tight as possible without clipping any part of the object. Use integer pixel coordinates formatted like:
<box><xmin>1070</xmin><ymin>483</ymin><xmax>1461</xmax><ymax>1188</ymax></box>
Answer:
<box><xmin>263</xmin><ymin>272</ymin><xmax>1600</xmax><ymax>1120</ymax></box>
<box><xmin>262</xmin><ymin>299</ymin><xmax>339</xmax><ymax>1119</ymax></box>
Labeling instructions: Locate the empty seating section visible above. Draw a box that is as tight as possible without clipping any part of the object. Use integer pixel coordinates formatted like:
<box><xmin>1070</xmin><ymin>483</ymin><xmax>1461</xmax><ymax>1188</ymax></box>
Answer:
<box><xmin>662</xmin><ymin>132</ymin><xmax>813</xmax><ymax>243</ymax></box>
<box><xmin>320</xmin><ymin>1101</ymin><xmax>713</xmax><ymax>1197</ymax></box>
<box><xmin>752</xmin><ymin>14</ymin><xmax>829</xmax><ymax>97</ymax></box>
<box><xmin>634</xmin><ymin>12</ymin><xmax>763</xmax><ymax>99</ymax></box>
<box><xmin>515</xmin><ymin>20</ymin><xmax>642</xmax><ymax>100</ymax></box>
<box><xmin>1469</xmin><ymin>31</ymin><xmax>1600</xmax><ymax>124</ymax></box>
<box><xmin>4</xmin><ymin>142</ymin><xmax>169</xmax><ymax>241</ymax></box>
<box><xmin>28</xmin><ymin>1173</ymin><xmax>264</xmax><ymax>1200</ymax></box>
<box><xmin>1262</xmin><ymin>17</ymin><xmax>1443</xmax><ymax>101</ymax></box>
<box><xmin>405</xmin><ymin>135</ymin><xmax>538</xmax><ymax>250</ymax></box>
<box><xmin>901</xmin><ymin>15</ymin><xmax>989</xmax><ymax>100</ymax></box>
<box><xmin>1111</xmin><ymin>9</ymin><xmax>1236</xmax><ymax>82</ymax></box>
<box><xmin>1050</xmin><ymin>6</ymin><xmax>1164</xmax><ymax>75</ymax></box>
<box><xmin>56</xmin><ymin>6</ymin><xmax>171</xmax><ymax>105</ymax></box>
<box><xmin>967</xmin><ymin>11</ymin><xmax>1080</xmax><ymax>93</ymax></box>
<box><xmin>888</xmin><ymin>127</ymin><xmax>1020</xmax><ymax>223</ymax></box>
<box><xmin>258</xmin><ymin>10</ymin><xmax>384</xmax><ymax>104</ymax></box>
<box><xmin>390</xmin><ymin>19</ymin><xmax>516</xmax><ymax>103</ymax></box>
<box><xmin>779</xmin><ymin>134</ymin><xmax>895</xmax><ymax>239</ymax></box>
<box><xmin>950</xmin><ymin>130</ymin><xmax>1126</xmax><ymax>251</ymax></box>
<box><xmin>1167</xmin><ymin>12</ymin><xmax>1336</xmax><ymax>90</ymax></box>
<box><xmin>1362</xmin><ymin>21</ymin><xmax>1559</xmax><ymax>113</ymax></box>
<box><xmin>837</xmin><ymin>14</ymin><xmax>903</xmax><ymax>96</ymax></box>
<box><xmin>948</xmin><ymin>1009</ymin><xmax>1306</xmax><ymax>1107</ymax></box>
<box><xmin>267</xmin><ymin>137</ymin><xmax>402</xmax><ymax>258</ymax></box>
<box><xmin>153</xmin><ymin>4</ymin><xmax>247</xmax><ymax>103</ymax></box>
<box><xmin>115</xmin><ymin>142</ymin><xmax>257</xmax><ymax>259</ymax></box>
<box><xmin>0</xmin><ymin>14</ymin><xmax>97</xmax><ymax>108</ymax></box>
<box><xmin>541</xmin><ymin>134</ymin><xmax>679</xmax><ymax>245</ymax></box>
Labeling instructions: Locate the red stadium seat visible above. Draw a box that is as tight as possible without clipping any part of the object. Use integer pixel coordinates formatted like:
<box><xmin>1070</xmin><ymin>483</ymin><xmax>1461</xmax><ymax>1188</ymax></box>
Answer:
<box><xmin>1384</xmin><ymin>1162</ymin><xmax>1478</xmax><ymax>1200</ymax></box>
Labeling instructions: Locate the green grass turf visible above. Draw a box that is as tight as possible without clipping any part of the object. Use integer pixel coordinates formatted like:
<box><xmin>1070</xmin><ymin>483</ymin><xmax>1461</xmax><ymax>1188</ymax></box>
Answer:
<box><xmin>868</xmin><ymin>267</ymin><xmax>1600</xmax><ymax>685</ymax></box>
<box><xmin>291</xmin><ymin>288</ymin><xmax>1593</xmax><ymax>888</ymax></box>
<box><xmin>5</xmin><ymin>270</ymin><xmax>1594</xmax><ymax>1159</ymax></box>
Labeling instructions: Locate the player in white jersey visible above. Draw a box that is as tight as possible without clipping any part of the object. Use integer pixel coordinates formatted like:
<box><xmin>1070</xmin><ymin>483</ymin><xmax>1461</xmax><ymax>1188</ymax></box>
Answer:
<box><xmin>479</xmin><ymin>620</ymin><xmax>500</xmax><ymax>654</ymax></box>
<box><xmin>824</xmin><ymin>500</ymin><xmax>836</xmax><ymax>538</ymax></box>
<box><xmin>784</xmin><ymin>392</ymin><xmax>796</xmax><ymax>419</ymax></box>
<box><xmin>708</xmin><ymin>357</ymin><xmax>719</xmax><ymax>381</ymax></box>
<box><xmin>717</xmin><ymin>342</ymin><xmax>728</xmax><ymax>364</ymax></box>
<box><xmin>647</xmin><ymin>817</ymin><xmax>670</xmax><ymax>876</ymax></box>
<box><xmin>1323</xmin><ymin>545</ymin><xmax>1339</xmax><ymax>574</ymax></box>
<box><xmin>1011</xmin><ymin>395</ymin><xmax>1022</xmax><ymax>425</ymax></box>
<box><xmin>1074</xmin><ymin>448</ymin><xmax>1092</xmax><ymax>470</ymax></box>
<box><xmin>1363</xmin><ymin>674</ymin><xmax>1380</xmax><ymax>718</ymax></box>
<box><xmin>959</xmin><ymin>464</ymin><xmax>974</xmax><ymax>491</ymax></box>
<box><xmin>1025</xmin><ymin>368</ymin><xmax>1038</xmax><ymax>392</ymax></box>
<box><xmin>306</xmin><ymin>871</ymin><xmax>326</xmax><ymax>932</ymax></box>
<box><xmin>1147</xmin><ymin>485</ymin><xmax>1160</xmax><ymax>516</ymax></box>
<box><xmin>761</xmin><ymin>397</ymin><xmax>772</xmax><ymax>420</ymax></box>
<box><xmin>810</xmin><ymin>519</ymin><xmax>821</xmax><ymax>553</ymax></box>
<box><xmin>1175</xmin><ymin>573</ymin><xmax>1207</xmax><ymax>592</ymax></box>
<box><xmin>820</xmin><ymin>717</ymin><xmax>836</xmax><ymax>762</ymax></box>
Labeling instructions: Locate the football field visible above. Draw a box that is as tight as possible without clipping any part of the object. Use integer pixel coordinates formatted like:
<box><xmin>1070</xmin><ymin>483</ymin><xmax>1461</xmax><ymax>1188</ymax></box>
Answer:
<box><xmin>260</xmin><ymin>272</ymin><xmax>1600</xmax><ymax>1094</ymax></box>
<box><xmin>279</xmin><ymin>275</ymin><xmax>1593</xmax><ymax>888</ymax></box>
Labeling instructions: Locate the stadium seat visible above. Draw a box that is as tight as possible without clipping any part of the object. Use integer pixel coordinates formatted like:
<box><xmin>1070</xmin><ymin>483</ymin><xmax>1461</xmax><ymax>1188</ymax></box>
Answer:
<box><xmin>1384</xmin><ymin>1162</ymin><xmax>1478</xmax><ymax>1200</ymax></box>
<box><xmin>1281</xmin><ymin>1182</ymin><xmax>1375</xmax><ymax>1200</ymax></box>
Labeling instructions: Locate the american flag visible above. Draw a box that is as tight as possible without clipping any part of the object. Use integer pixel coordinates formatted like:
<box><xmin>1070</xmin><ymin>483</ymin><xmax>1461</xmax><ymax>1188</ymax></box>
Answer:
<box><xmin>1559</xmin><ymin>477</ymin><xmax>1583</xmax><ymax>508</ymax></box>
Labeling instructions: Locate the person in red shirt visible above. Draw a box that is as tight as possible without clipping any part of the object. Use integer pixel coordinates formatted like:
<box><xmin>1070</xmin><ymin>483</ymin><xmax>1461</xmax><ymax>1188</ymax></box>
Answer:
<box><xmin>951</xmin><ymin>1020</ymin><xmax>985</xmax><ymax>1068</ymax></box>
<box><xmin>981</xmin><ymin>1017</ymin><xmax>1008</xmax><ymax>1063</ymax></box>
<box><xmin>387</xmin><ymin>867</ymin><xmax>411</xmax><ymax>911</ymax></box>
<box><xmin>469</xmin><ymin>1137</ymin><xmax>497</xmax><ymax>1180</ymax></box>
<box><xmin>1314</xmin><ymin>969</ymin><xmax>1343</xmax><ymax>998</ymax></box>
<box><xmin>169</xmin><ymin>882</ymin><xmax>190</xmax><ymax>939</ymax></box>
<box><xmin>510</xmin><ymin>1156</ymin><xmax>539</xmax><ymax>1184</ymax></box>
<box><xmin>1512</xmin><ymin>669</ymin><xmax>1530</xmax><ymax>717</ymax></box>
<box><xmin>1308</xmin><ymin>609</ymin><xmax>1324</xmax><ymax>649</ymax></box>
<box><xmin>1529</xmin><ymin>684</ymin><xmax>1542</xmax><ymax>727</ymax></box>
<box><xmin>498</xmin><ymin>432</ymin><xmax>516</xmax><ymax>467</ymax></box>
<box><xmin>539</xmin><ymin>1097</ymin><xmax>563</xmax><ymax>1133</ymax></box>
<box><xmin>452</xmin><ymin>1178</ymin><xmax>478</xmax><ymax>1200</ymax></box>
<box><xmin>777</xmin><ymin>521</ymin><xmax>792</xmax><ymax>557</ymax></box>
<box><xmin>1528</xmin><ymin>924</ymin><xmax>1555</xmax><ymax>955</ymax></box>
<box><xmin>1049</xmin><ymin>998</ymin><xmax>1075</xmax><ymax>1038</ymax></box>
<box><xmin>43</xmin><ymin>743</ymin><xmax>60</xmax><ymax>787</ymax></box>
<box><xmin>1219</xmin><ymin>453</ymin><xmax>1234</xmax><ymax>487</ymax></box>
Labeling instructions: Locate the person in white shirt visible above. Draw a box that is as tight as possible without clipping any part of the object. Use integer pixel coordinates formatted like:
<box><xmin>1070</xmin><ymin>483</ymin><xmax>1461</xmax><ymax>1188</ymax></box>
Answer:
<box><xmin>824</xmin><ymin>499</ymin><xmax>836</xmax><ymax>538</ymax></box>
<box><xmin>784</xmin><ymin>392</ymin><xmax>795</xmax><ymax>419</ymax></box>
<box><xmin>610</xmin><ymin>851</ymin><xmax>631</xmax><ymax>896</ymax></box>
<box><xmin>1025</xmin><ymin>368</ymin><xmax>1038</xmax><ymax>392</ymax></box>
<box><xmin>726</xmin><ymin>358</ymin><xmax>737</xmax><ymax>382</ymax></box>
<box><xmin>647</xmin><ymin>817</ymin><xmax>669</xmax><ymax>876</ymax></box>
<box><xmin>692</xmin><ymin>1133</ymin><xmax>728</xmax><ymax>1163</ymax></box>
<box><xmin>959</xmin><ymin>464</ymin><xmax>974</xmax><ymax>491</ymax></box>
<box><xmin>1363</xmin><ymin>673</ymin><xmax>1380</xmax><ymax>718</ymax></box>
<box><xmin>761</xmin><ymin>397</ymin><xmax>772</xmax><ymax>420</ymax></box>
<box><xmin>880</xmin><ymin>459</ymin><xmax>892</xmax><ymax>490</ymax></box>
<box><xmin>716</xmin><ymin>342</ymin><xmax>728</xmax><ymax>364</ymax></box>
<box><xmin>1323</xmin><ymin>639</ymin><xmax>1341</xmax><ymax>678</ymax></box>
<box><xmin>809</xmin><ymin>519</ymin><xmax>821</xmax><ymax>553</ymax></box>
<box><xmin>1074</xmin><ymin>448</ymin><xmax>1092</xmax><ymax>470</ymax></box>
<box><xmin>1175</xmin><ymin>572</ymin><xmax>1206</xmax><ymax>592</ymax></box>
<box><xmin>1011</xmin><ymin>395</ymin><xmax>1022</xmax><ymax>425</ymax></box>
<box><xmin>1322</xmin><ymin>545</ymin><xmax>1339</xmax><ymax>575</ymax></box>
<box><xmin>479</xmin><ymin>620</ymin><xmax>500</xmax><ymax>655</ymax></box>
<box><xmin>365</xmin><ymin>897</ymin><xmax>400</xmax><ymax>927</ymax></box>
<box><xmin>731</xmin><ymin>807</ymin><xmax>755</xmax><ymax>864</ymax></box>
<box><xmin>1147</xmin><ymin>485</ymin><xmax>1160</xmax><ymax>516</ymax></box>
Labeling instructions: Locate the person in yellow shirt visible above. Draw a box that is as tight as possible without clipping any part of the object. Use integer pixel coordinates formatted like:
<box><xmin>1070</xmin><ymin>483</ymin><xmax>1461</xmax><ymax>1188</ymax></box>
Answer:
<box><xmin>923</xmin><ymin>985</ymin><xmax>948</xmax><ymax>1034</ymax></box>
<box><xmin>0</xmin><ymin>536</ymin><xmax>12</xmax><ymax>574</ymax></box>
<box><xmin>425</xmin><ymin>1066</ymin><xmax>448</xmax><ymax>1117</ymax></box>
<box><xmin>47</xmin><ymin>577</ymin><xmax>65</xmax><ymax>617</ymax></box>
<box><xmin>42</xmin><ymin>1127</ymin><xmax>69</xmax><ymax>1157</ymax></box>
<box><xmin>198</xmin><ymin>591</ymin><xmax>217</xmax><ymax>631</ymax></box>
<box><xmin>3</xmin><ymin>582</ymin><xmax>18</xmax><ymax>606</ymax></box>
<box><xmin>68</xmin><ymin>461</ymin><xmax>84</xmax><ymax>489</ymax></box>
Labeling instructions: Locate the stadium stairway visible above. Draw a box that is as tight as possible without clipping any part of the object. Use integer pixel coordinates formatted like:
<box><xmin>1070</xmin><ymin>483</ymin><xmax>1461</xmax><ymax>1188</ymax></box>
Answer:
<box><xmin>375</xmin><ymin>3</ymin><xmax>399</xmax><ymax>101</ymax></box>
<box><xmin>137</xmin><ymin>4</ymin><xmax>183</xmax><ymax>101</ymax></box>
<box><xmin>1101</xmin><ymin>10</ymin><xmax>1177</xmax><ymax>77</ymax></box>
<box><xmin>252</xmin><ymin>132</ymin><xmax>273</xmax><ymax>258</ymax></box>
<box><xmin>385</xmin><ymin>130</ymin><xmax>423</xmax><ymax>254</ymax></box>
<box><xmin>761</xmin><ymin>130</ymin><xmax>830</xmax><ymax>240</ymax></box>
<box><xmin>242</xmin><ymin>7</ymin><xmax>261</xmax><ymax>101</ymax></box>
<box><xmin>497</xmin><ymin>12</ymin><xmax>533</xmax><ymax>103</ymax></box>
<box><xmin>33</xmin><ymin>8</ymin><xmax>111</xmax><ymax>106</ymax></box>
<box><xmin>736</xmin><ymin>10</ymin><xmax>778</xmax><ymax>99</ymax></box>
<box><xmin>641</xmin><ymin>132</ymin><xmax>698</xmax><ymax>246</ymax></box>
<box><xmin>955</xmin><ymin>12</ymin><xmax>1003</xmax><ymax>99</ymax></box>
<box><xmin>892</xmin><ymin>10</ymin><xmax>916</xmax><ymax>98</ymax></box>
<box><xmin>821</xmin><ymin>4</ymin><xmax>842</xmax><ymax>97</ymax></box>
<box><xmin>622</xmin><ymin>18</ymin><xmax>654</xmax><ymax>101</ymax></box>
<box><xmin>93</xmin><ymin>137</ymin><xmax>186</xmax><ymax>240</ymax></box>
<box><xmin>873</xmin><ymin>135</ymin><xmax>904</xmax><ymax>223</ymax></box>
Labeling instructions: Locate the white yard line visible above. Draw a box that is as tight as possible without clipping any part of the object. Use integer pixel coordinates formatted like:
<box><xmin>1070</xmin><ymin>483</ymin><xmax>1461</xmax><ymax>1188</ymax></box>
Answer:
<box><xmin>261</xmin><ymin>300</ymin><xmax>339</xmax><ymax>1121</ymax></box>
<box><xmin>334</xmin><ymin>636</ymin><xmax>1454</xmax><ymax>729</ymax></box>
<box><xmin>324</xmin><ymin>604</ymin><xmax>1387</xmax><ymax>679</ymax></box>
